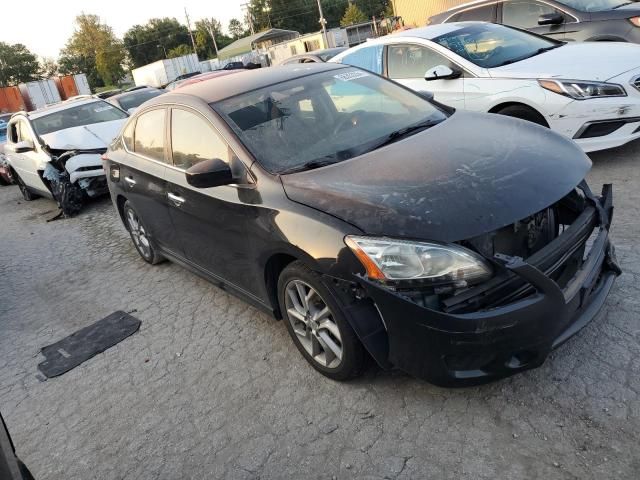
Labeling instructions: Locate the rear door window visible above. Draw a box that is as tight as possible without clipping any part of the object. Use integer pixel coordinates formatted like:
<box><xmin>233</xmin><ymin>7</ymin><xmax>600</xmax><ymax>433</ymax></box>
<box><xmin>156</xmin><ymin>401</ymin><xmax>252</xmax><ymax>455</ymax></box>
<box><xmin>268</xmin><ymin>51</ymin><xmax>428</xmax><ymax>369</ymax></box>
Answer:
<box><xmin>449</xmin><ymin>4</ymin><xmax>497</xmax><ymax>22</ymax></box>
<box><xmin>338</xmin><ymin>45</ymin><xmax>384</xmax><ymax>74</ymax></box>
<box><xmin>133</xmin><ymin>109</ymin><xmax>166</xmax><ymax>162</ymax></box>
<box><xmin>503</xmin><ymin>0</ymin><xmax>560</xmax><ymax>28</ymax></box>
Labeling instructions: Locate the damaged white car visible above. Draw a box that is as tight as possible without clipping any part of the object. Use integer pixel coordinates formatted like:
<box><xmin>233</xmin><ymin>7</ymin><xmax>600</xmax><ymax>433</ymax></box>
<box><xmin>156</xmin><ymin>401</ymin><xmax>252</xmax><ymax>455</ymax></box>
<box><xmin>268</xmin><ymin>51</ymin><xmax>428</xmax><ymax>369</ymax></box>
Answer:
<box><xmin>4</xmin><ymin>99</ymin><xmax>128</xmax><ymax>216</ymax></box>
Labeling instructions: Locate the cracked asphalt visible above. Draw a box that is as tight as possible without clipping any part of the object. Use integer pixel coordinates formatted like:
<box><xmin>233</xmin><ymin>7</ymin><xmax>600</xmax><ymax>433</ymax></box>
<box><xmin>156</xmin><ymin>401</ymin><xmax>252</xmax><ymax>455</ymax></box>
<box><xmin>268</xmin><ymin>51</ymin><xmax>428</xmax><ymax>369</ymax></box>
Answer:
<box><xmin>1</xmin><ymin>142</ymin><xmax>639</xmax><ymax>480</ymax></box>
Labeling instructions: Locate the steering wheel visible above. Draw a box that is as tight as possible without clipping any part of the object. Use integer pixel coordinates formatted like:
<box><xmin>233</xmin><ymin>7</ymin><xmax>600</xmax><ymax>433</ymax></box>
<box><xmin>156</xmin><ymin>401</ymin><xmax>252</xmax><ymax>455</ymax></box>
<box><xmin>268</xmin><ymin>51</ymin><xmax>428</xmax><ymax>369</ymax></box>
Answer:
<box><xmin>333</xmin><ymin>110</ymin><xmax>366</xmax><ymax>135</ymax></box>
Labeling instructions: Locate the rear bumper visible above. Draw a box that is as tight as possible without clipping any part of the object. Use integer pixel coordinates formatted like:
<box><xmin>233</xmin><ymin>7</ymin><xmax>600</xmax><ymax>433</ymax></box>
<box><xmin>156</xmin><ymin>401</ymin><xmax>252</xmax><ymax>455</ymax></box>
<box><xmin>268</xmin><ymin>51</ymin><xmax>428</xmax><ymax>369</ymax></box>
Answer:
<box><xmin>360</xmin><ymin>185</ymin><xmax>620</xmax><ymax>387</ymax></box>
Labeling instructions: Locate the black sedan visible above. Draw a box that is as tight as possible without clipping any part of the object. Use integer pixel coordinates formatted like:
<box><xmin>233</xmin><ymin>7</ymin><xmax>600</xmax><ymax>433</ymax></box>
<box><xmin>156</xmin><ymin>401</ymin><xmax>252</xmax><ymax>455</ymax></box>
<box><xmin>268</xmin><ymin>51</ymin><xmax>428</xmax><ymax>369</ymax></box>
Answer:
<box><xmin>429</xmin><ymin>0</ymin><xmax>640</xmax><ymax>42</ymax></box>
<box><xmin>103</xmin><ymin>64</ymin><xmax>620</xmax><ymax>386</ymax></box>
<box><xmin>279</xmin><ymin>47</ymin><xmax>348</xmax><ymax>65</ymax></box>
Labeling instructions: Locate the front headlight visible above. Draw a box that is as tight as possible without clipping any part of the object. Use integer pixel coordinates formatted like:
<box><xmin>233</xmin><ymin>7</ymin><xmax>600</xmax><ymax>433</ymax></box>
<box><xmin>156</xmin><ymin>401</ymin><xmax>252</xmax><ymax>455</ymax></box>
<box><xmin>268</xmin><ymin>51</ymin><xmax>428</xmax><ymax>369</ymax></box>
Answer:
<box><xmin>345</xmin><ymin>236</ymin><xmax>493</xmax><ymax>286</ymax></box>
<box><xmin>538</xmin><ymin>79</ymin><xmax>626</xmax><ymax>100</ymax></box>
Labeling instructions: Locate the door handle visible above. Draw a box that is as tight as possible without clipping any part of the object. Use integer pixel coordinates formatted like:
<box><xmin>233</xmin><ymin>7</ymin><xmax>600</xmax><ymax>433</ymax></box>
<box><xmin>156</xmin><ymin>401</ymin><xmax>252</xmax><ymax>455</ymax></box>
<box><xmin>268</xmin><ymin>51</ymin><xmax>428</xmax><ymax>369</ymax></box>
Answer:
<box><xmin>124</xmin><ymin>176</ymin><xmax>136</xmax><ymax>187</ymax></box>
<box><xmin>167</xmin><ymin>192</ymin><xmax>186</xmax><ymax>207</ymax></box>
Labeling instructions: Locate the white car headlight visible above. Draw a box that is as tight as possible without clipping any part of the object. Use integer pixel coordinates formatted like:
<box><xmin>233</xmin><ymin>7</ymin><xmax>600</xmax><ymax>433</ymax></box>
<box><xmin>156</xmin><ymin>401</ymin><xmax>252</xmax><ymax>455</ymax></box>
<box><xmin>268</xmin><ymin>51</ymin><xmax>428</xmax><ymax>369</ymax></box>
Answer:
<box><xmin>345</xmin><ymin>236</ymin><xmax>492</xmax><ymax>286</ymax></box>
<box><xmin>538</xmin><ymin>79</ymin><xmax>626</xmax><ymax>100</ymax></box>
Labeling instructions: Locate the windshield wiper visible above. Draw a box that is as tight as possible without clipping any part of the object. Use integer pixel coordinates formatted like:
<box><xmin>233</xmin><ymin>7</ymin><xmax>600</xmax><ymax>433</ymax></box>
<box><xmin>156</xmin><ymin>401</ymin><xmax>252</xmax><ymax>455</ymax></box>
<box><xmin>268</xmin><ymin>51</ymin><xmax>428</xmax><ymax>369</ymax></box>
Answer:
<box><xmin>368</xmin><ymin>120</ymin><xmax>440</xmax><ymax>152</ymax></box>
<box><xmin>494</xmin><ymin>45</ymin><xmax>563</xmax><ymax>67</ymax></box>
<box><xmin>278</xmin><ymin>158</ymin><xmax>339</xmax><ymax>175</ymax></box>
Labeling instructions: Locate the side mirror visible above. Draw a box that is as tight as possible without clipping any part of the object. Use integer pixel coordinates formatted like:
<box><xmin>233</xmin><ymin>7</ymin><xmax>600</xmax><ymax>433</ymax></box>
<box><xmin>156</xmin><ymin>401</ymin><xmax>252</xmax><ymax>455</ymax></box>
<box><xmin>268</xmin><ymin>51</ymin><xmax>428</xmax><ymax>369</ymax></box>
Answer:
<box><xmin>417</xmin><ymin>90</ymin><xmax>434</xmax><ymax>102</ymax></box>
<box><xmin>538</xmin><ymin>13</ymin><xmax>564</xmax><ymax>25</ymax></box>
<box><xmin>425</xmin><ymin>65</ymin><xmax>461</xmax><ymax>81</ymax></box>
<box><xmin>185</xmin><ymin>158</ymin><xmax>234</xmax><ymax>188</ymax></box>
<box><xmin>8</xmin><ymin>139</ymin><xmax>35</xmax><ymax>153</ymax></box>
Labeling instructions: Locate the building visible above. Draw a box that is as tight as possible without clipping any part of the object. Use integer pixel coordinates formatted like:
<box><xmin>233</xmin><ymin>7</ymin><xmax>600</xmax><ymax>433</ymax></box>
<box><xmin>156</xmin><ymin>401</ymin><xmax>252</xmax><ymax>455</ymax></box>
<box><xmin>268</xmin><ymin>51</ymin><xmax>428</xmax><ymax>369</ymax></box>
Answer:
<box><xmin>267</xmin><ymin>29</ymin><xmax>348</xmax><ymax>65</ymax></box>
<box><xmin>217</xmin><ymin>29</ymin><xmax>300</xmax><ymax>61</ymax></box>
<box><xmin>392</xmin><ymin>0</ymin><xmax>469</xmax><ymax>27</ymax></box>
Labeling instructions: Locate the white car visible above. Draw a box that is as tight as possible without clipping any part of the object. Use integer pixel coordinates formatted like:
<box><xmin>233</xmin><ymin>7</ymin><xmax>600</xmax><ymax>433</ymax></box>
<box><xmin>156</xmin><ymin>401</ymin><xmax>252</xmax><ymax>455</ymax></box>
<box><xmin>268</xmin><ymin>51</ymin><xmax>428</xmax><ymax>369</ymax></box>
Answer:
<box><xmin>331</xmin><ymin>22</ymin><xmax>640</xmax><ymax>152</ymax></box>
<box><xmin>4</xmin><ymin>99</ymin><xmax>128</xmax><ymax>215</ymax></box>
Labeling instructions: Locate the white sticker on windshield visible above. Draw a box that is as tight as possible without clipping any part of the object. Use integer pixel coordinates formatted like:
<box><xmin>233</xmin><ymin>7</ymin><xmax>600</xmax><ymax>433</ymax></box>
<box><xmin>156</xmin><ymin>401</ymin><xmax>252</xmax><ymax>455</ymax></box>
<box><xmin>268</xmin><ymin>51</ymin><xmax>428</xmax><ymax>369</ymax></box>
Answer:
<box><xmin>334</xmin><ymin>71</ymin><xmax>370</xmax><ymax>82</ymax></box>
<box><xmin>93</xmin><ymin>106</ymin><xmax>112</xmax><ymax>112</ymax></box>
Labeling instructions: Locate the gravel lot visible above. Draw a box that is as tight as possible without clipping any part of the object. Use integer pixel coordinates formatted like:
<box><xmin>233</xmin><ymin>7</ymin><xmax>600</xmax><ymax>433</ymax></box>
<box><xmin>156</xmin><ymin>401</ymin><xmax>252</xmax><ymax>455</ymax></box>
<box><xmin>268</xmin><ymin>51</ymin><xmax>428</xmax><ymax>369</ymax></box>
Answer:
<box><xmin>0</xmin><ymin>142</ymin><xmax>639</xmax><ymax>480</ymax></box>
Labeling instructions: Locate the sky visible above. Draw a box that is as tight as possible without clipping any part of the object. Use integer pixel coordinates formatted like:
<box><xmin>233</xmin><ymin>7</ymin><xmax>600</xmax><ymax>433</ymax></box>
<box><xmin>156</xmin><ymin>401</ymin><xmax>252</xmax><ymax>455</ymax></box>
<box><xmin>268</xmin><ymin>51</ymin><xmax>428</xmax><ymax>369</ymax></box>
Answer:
<box><xmin>1</xmin><ymin>0</ymin><xmax>245</xmax><ymax>59</ymax></box>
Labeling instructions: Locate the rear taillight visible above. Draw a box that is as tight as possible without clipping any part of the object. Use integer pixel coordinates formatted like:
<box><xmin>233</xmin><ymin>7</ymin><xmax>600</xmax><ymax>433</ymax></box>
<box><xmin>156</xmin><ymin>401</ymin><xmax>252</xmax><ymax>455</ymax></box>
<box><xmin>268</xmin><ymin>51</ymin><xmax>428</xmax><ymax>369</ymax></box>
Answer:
<box><xmin>629</xmin><ymin>17</ymin><xmax>640</xmax><ymax>27</ymax></box>
<box><xmin>101</xmin><ymin>153</ymin><xmax>109</xmax><ymax>161</ymax></box>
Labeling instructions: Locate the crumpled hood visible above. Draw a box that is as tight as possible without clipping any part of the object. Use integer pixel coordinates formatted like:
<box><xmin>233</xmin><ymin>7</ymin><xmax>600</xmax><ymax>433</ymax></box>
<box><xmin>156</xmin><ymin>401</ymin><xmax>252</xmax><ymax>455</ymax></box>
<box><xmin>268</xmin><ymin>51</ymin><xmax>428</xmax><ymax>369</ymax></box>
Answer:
<box><xmin>489</xmin><ymin>42</ymin><xmax>640</xmax><ymax>82</ymax></box>
<box><xmin>40</xmin><ymin>119</ymin><xmax>126</xmax><ymax>150</ymax></box>
<box><xmin>281</xmin><ymin>111</ymin><xmax>591</xmax><ymax>243</ymax></box>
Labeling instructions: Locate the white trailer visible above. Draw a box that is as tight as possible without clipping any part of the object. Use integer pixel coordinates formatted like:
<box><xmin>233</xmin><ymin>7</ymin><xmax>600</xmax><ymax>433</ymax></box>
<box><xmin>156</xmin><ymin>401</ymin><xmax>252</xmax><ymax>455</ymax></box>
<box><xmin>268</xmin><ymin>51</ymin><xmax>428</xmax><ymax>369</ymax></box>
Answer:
<box><xmin>18</xmin><ymin>79</ymin><xmax>62</xmax><ymax>111</ymax></box>
<box><xmin>131</xmin><ymin>54</ymin><xmax>200</xmax><ymax>88</ymax></box>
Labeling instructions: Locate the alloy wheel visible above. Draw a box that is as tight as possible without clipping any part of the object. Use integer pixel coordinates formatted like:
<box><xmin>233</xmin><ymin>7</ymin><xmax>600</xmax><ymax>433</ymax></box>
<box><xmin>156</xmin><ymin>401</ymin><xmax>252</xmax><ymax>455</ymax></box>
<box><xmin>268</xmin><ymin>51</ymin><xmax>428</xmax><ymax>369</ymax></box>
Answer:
<box><xmin>126</xmin><ymin>208</ymin><xmax>152</xmax><ymax>259</ymax></box>
<box><xmin>284</xmin><ymin>279</ymin><xmax>343</xmax><ymax>369</ymax></box>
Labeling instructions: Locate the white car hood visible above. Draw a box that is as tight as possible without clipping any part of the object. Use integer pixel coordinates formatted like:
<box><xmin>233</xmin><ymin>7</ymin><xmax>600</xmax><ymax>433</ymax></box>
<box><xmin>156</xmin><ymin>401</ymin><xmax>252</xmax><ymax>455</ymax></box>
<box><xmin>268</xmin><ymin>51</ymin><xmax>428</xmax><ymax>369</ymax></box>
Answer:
<box><xmin>40</xmin><ymin>119</ymin><xmax>126</xmax><ymax>150</ymax></box>
<box><xmin>489</xmin><ymin>43</ymin><xmax>640</xmax><ymax>82</ymax></box>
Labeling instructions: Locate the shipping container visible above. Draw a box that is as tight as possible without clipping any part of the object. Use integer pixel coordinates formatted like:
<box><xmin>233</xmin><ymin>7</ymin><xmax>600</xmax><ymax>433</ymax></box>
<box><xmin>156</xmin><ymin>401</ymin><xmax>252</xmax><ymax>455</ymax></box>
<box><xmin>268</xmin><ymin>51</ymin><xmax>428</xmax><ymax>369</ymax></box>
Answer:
<box><xmin>132</xmin><ymin>54</ymin><xmax>200</xmax><ymax>88</ymax></box>
<box><xmin>0</xmin><ymin>86</ymin><xmax>26</xmax><ymax>113</ymax></box>
<box><xmin>18</xmin><ymin>79</ymin><xmax>61</xmax><ymax>111</ymax></box>
<box><xmin>55</xmin><ymin>73</ymin><xmax>91</xmax><ymax>100</ymax></box>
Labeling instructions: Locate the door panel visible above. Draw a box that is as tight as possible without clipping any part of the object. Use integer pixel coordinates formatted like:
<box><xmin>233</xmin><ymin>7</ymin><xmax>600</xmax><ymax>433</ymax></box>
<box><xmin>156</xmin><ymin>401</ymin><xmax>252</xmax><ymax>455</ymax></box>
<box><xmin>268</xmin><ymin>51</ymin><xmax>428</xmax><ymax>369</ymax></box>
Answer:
<box><xmin>500</xmin><ymin>0</ymin><xmax>567</xmax><ymax>39</ymax></box>
<box><xmin>385</xmin><ymin>44</ymin><xmax>465</xmax><ymax>109</ymax></box>
<box><xmin>166</xmin><ymin>107</ymin><xmax>259</xmax><ymax>295</ymax></box>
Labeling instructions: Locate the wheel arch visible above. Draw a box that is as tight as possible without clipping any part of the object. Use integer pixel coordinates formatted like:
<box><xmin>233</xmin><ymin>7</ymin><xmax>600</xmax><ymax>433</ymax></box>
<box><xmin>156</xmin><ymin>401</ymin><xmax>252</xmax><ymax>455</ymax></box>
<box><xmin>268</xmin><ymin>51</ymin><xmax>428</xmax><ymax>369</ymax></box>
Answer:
<box><xmin>488</xmin><ymin>101</ymin><xmax>550</xmax><ymax>128</ymax></box>
<box><xmin>264</xmin><ymin>252</ymin><xmax>299</xmax><ymax>319</ymax></box>
<box><xmin>116</xmin><ymin>194</ymin><xmax>128</xmax><ymax>227</ymax></box>
<box><xmin>586</xmin><ymin>35</ymin><xmax>627</xmax><ymax>42</ymax></box>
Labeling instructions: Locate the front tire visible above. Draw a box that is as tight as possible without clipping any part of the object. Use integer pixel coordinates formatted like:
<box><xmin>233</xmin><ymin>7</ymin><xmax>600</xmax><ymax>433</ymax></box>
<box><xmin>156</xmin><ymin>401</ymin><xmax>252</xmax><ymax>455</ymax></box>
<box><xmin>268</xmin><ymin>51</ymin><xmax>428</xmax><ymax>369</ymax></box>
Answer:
<box><xmin>12</xmin><ymin>170</ymin><xmax>37</xmax><ymax>201</ymax></box>
<box><xmin>123</xmin><ymin>200</ymin><xmax>164</xmax><ymax>265</ymax></box>
<box><xmin>278</xmin><ymin>261</ymin><xmax>366</xmax><ymax>381</ymax></box>
<box><xmin>495</xmin><ymin>105</ymin><xmax>548</xmax><ymax>127</ymax></box>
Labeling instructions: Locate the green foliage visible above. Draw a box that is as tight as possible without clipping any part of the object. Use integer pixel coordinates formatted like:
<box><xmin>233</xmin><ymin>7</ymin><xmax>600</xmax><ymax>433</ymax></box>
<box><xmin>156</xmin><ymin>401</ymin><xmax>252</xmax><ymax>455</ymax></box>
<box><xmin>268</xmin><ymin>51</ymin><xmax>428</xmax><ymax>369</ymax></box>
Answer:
<box><xmin>123</xmin><ymin>18</ymin><xmax>191</xmax><ymax>68</ymax></box>
<box><xmin>341</xmin><ymin>3</ymin><xmax>368</xmax><ymax>26</ymax></box>
<box><xmin>39</xmin><ymin>57</ymin><xmax>59</xmax><ymax>78</ymax></box>
<box><xmin>194</xmin><ymin>18</ymin><xmax>233</xmax><ymax>59</ymax></box>
<box><xmin>0</xmin><ymin>42</ymin><xmax>40</xmax><ymax>87</ymax></box>
<box><xmin>167</xmin><ymin>44</ymin><xmax>192</xmax><ymax>58</ymax></box>
<box><xmin>228</xmin><ymin>18</ymin><xmax>246</xmax><ymax>39</ymax></box>
<box><xmin>59</xmin><ymin>14</ymin><xmax>125</xmax><ymax>88</ymax></box>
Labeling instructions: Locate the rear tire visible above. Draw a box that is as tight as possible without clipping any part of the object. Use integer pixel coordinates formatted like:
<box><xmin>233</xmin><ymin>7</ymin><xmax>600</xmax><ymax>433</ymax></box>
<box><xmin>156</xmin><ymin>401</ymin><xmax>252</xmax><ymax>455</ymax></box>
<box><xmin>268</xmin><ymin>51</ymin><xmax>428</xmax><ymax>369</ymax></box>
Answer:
<box><xmin>12</xmin><ymin>170</ymin><xmax>37</xmax><ymax>201</ymax></box>
<box><xmin>123</xmin><ymin>200</ymin><xmax>164</xmax><ymax>265</ymax></box>
<box><xmin>278</xmin><ymin>261</ymin><xmax>366</xmax><ymax>381</ymax></box>
<box><xmin>495</xmin><ymin>105</ymin><xmax>548</xmax><ymax>127</ymax></box>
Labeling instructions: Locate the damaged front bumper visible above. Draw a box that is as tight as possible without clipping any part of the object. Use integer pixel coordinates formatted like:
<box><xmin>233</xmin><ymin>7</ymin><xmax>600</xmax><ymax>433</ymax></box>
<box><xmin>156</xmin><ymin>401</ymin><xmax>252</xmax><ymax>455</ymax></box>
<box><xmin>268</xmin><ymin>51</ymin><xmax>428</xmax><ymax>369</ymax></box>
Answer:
<box><xmin>358</xmin><ymin>184</ymin><xmax>621</xmax><ymax>387</ymax></box>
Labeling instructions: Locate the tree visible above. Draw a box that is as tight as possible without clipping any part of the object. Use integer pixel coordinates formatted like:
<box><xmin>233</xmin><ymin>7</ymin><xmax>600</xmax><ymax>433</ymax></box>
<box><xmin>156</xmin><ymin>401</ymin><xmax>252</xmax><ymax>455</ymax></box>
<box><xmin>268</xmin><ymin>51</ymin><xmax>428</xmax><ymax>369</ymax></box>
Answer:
<box><xmin>228</xmin><ymin>18</ymin><xmax>245</xmax><ymax>39</ymax></box>
<box><xmin>39</xmin><ymin>57</ymin><xmax>59</xmax><ymax>78</ymax></box>
<box><xmin>59</xmin><ymin>14</ymin><xmax>125</xmax><ymax>87</ymax></box>
<box><xmin>123</xmin><ymin>18</ymin><xmax>191</xmax><ymax>68</ymax></box>
<box><xmin>167</xmin><ymin>44</ymin><xmax>192</xmax><ymax>58</ymax></box>
<box><xmin>0</xmin><ymin>42</ymin><xmax>39</xmax><ymax>87</ymax></box>
<box><xmin>341</xmin><ymin>3</ymin><xmax>368</xmax><ymax>26</ymax></box>
<box><xmin>194</xmin><ymin>18</ymin><xmax>233</xmax><ymax>59</ymax></box>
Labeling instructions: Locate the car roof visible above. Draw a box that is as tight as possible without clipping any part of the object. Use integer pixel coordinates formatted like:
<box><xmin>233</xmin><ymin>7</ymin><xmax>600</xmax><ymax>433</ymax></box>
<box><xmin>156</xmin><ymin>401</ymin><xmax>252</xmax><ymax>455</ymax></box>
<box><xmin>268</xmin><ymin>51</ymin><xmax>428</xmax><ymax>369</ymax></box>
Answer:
<box><xmin>384</xmin><ymin>22</ymin><xmax>484</xmax><ymax>41</ymax></box>
<box><xmin>17</xmin><ymin>98</ymin><xmax>108</xmax><ymax>120</ymax></box>
<box><xmin>175</xmin><ymin>70</ymin><xmax>240</xmax><ymax>89</ymax></box>
<box><xmin>109</xmin><ymin>87</ymin><xmax>160</xmax><ymax>101</ymax></box>
<box><xmin>144</xmin><ymin>63</ymin><xmax>350</xmax><ymax>105</ymax></box>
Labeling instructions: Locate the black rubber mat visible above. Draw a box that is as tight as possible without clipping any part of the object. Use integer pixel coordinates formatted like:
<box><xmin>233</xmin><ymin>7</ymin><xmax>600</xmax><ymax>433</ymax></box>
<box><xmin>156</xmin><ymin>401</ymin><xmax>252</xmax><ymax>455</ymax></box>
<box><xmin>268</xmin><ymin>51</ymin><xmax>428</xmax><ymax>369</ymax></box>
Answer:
<box><xmin>37</xmin><ymin>311</ymin><xmax>141</xmax><ymax>378</ymax></box>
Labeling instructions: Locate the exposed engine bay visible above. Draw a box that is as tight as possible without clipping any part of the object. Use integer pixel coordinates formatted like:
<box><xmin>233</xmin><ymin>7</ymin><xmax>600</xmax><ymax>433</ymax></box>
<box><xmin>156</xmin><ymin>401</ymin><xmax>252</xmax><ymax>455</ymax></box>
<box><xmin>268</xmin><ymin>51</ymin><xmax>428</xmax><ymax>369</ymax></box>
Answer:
<box><xmin>41</xmin><ymin>148</ymin><xmax>107</xmax><ymax>218</ymax></box>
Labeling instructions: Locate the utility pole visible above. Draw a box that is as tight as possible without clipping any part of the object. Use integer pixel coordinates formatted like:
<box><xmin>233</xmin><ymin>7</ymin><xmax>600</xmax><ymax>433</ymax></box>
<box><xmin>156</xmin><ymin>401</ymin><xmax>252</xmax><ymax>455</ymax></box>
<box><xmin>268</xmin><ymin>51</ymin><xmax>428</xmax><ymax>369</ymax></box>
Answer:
<box><xmin>316</xmin><ymin>0</ymin><xmax>329</xmax><ymax>48</ymax></box>
<box><xmin>206</xmin><ymin>22</ymin><xmax>219</xmax><ymax>57</ymax></box>
<box><xmin>241</xmin><ymin>3</ymin><xmax>255</xmax><ymax>35</ymax></box>
<box><xmin>184</xmin><ymin>7</ymin><xmax>198</xmax><ymax>57</ymax></box>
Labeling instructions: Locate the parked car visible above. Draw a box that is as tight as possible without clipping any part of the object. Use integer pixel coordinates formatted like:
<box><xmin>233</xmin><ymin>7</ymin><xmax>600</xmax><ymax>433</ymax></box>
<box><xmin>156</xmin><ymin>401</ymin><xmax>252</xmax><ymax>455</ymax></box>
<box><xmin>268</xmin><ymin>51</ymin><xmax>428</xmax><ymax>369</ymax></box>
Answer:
<box><xmin>107</xmin><ymin>87</ymin><xmax>164</xmax><ymax>113</ymax></box>
<box><xmin>429</xmin><ymin>0</ymin><xmax>640</xmax><ymax>42</ymax></box>
<box><xmin>222</xmin><ymin>61</ymin><xmax>245</xmax><ymax>70</ymax></box>
<box><xmin>4</xmin><ymin>98</ymin><xmax>128</xmax><ymax>215</ymax></box>
<box><xmin>162</xmin><ymin>71</ymin><xmax>202</xmax><ymax>91</ymax></box>
<box><xmin>95</xmin><ymin>89</ymin><xmax>122</xmax><ymax>99</ymax></box>
<box><xmin>279</xmin><ymin>47</ymin><xmax>348</xmax><ymax>65</ymax></box>
<box><xmin>0</xmin><ymin>114</ymin><xmax>13</xmax><ymax>185</ymax></box>
<box><xmin>103</xmin><ymin>64</ymin><xmax>619</xmax><ymax>386</ymax></box>
<box><xmin>331</xmin><ymin>22</ymin><xmax>640</xmax><ymax>152</ymax></box>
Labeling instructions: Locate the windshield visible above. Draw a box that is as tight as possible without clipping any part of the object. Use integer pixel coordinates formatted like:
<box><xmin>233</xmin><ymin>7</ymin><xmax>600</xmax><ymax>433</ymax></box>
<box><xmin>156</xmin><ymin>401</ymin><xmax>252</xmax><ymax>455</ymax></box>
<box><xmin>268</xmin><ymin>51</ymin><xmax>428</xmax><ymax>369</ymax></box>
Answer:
<box><xmin>433</xmin><ymin>23</ymin><xmax>560</xmax><ymax>69</ymax></box>
<box><xmin>214</xmin><ymin>68</ymin><xmax>448</xmax><ymax>174</ymax></box>
<box><xmin>557</xmin><ymin>0</ymin><xmax>631</xmax><ymax>11</ymax></box>
<box><xmin>32</xmin><ymin>101</ymin><xmax>128</xmax><ymax>136</ymax></box>
<box><xmin>117</xmin><ymin>90</ymin><xmax>163</xmax><ymax>111</ymax></box>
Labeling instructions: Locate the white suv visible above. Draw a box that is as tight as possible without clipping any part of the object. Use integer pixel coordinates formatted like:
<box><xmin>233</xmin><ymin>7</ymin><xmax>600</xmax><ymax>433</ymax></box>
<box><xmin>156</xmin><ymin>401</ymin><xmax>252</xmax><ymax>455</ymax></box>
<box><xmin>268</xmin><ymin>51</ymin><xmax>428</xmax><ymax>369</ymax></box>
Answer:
<box><xmin>5</xmin><ymin>99</ymin><xmax>128</xmax><ymax>215</ymax></box>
